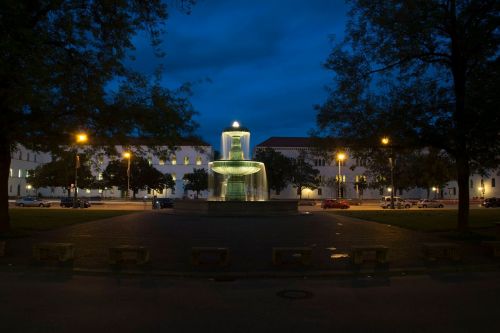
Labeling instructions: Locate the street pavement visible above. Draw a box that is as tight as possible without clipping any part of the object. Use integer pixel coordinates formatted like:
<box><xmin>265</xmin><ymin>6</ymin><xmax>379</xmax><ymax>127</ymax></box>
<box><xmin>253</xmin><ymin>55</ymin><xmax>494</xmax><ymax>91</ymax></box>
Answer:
<box><xmin>0</xmin><ymin>270</ymin><xmax>499</xmax><ymax>332</ymax></box>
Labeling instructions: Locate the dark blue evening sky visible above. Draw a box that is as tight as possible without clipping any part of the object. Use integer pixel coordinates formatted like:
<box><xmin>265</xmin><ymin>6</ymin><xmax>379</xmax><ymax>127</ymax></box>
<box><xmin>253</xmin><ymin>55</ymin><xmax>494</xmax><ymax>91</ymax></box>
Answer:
<box><xmin>131</xmin><ymin>0</ymin><xmax>348</xmax><ymax>149</ymax></box>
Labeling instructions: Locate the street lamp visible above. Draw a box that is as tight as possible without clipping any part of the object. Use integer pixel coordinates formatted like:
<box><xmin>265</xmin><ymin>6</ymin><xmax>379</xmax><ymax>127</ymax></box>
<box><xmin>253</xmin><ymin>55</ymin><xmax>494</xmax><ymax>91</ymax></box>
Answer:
<box><xmin>74</xmin><ymin>132</ymin><xmax>88</xmax><ymax>208</ymax></box>
<box><xmin>123</xmin><ymin>151</ymin><xmax>131</xmax><ymax>199</ymax></box>
<box><xmin>336</xmin><ymin>152</ymin><xmax>346</xmax><ymax>199</ymax></box>
<box><xmin>381</xmin><ymin>137</ymin><xmax>395</xmax><ymax>209</ymax></box>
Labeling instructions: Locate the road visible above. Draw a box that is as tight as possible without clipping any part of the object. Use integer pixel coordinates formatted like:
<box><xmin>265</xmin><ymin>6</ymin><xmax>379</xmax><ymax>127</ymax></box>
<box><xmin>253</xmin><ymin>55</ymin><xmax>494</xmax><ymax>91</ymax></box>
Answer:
<box><xmin>0</xmin><ymin>270</ymin><xmax>498</xmax><ymax>332</ymax></box>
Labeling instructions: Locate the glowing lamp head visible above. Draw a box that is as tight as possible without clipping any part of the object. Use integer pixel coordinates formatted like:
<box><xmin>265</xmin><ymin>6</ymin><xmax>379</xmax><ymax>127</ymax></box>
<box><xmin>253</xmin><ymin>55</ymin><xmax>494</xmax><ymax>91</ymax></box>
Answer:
<box><xmin>387</xmin><ymin>188</ymin><xmax>392</xmax><ymax>192</ymax></box>
<box><xmin>123</xmin><ymin>152</ymin><xmax>131</xmax><ymax>159</ymax></box>
<box><xmin>232</xmin><ymin>121</ymin><xmax>240</xmax><ymax>128</ymax></box>
<box><xmin>337</xmin><ymin>152</ymin><xmax>346</xmax><ymax>161</ymax></box>
<box><xmin>76</xmin><ymin>133</ymin><xmax>88</xmax><ymax>143</ymax></box>
<box><xmin>381</xmin><ymin>137</ymin><xmax>390</xmax><ymax>145</ymax></box>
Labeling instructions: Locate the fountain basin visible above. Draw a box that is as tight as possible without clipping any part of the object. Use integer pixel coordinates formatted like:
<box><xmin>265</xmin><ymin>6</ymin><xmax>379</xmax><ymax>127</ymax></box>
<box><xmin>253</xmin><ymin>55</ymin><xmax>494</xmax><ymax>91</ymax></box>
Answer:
<box><xmin>210</xmin><ymin>160</ymin><xmax>263</xmax><ymax>176</ymax></box>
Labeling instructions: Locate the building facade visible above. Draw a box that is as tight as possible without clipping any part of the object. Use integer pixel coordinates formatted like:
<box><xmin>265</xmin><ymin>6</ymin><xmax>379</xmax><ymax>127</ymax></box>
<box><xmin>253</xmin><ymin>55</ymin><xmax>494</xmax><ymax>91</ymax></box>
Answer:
<box><xmin>255</xmin><ymin>137</ymin><xmax>499</xmax><ymax>200</ymax></box>
<box><xmin>9</xmin><ymin>144</ymin><xmax>213</xmax><ymax>199</ymax></box>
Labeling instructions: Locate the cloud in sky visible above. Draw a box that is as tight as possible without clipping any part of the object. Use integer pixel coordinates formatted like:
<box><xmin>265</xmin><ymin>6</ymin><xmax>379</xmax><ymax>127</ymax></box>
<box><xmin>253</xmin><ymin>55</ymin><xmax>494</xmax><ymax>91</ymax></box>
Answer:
<box><xmin>129</xmin><ymin>0</ymin><xmax>349</xmax><ymax>149</ymax></box>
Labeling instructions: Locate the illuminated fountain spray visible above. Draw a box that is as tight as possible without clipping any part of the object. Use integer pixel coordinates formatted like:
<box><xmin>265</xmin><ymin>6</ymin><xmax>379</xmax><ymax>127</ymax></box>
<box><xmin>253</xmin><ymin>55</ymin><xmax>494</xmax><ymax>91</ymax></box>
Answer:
<box><xmin>208</xmin><ymin>121</ymin><xmax>267</xmax><ymax>201</ymax></box>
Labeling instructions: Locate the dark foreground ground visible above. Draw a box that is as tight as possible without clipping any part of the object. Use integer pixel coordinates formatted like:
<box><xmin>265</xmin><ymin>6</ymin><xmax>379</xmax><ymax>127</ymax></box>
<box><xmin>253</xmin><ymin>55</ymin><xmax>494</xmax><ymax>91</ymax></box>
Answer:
<box><xmin>0</xmin><ymin>270</ymin><xmax>499</xmax><ymax>333</ymax></box>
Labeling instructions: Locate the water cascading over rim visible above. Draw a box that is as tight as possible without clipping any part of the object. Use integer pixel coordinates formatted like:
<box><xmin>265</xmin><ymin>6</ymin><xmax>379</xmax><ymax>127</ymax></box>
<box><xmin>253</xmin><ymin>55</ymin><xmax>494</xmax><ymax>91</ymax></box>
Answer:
<box><xmin>208</xmin><ymin>121</ymin><xmax>267</xmax><ymax>201</ymax></box>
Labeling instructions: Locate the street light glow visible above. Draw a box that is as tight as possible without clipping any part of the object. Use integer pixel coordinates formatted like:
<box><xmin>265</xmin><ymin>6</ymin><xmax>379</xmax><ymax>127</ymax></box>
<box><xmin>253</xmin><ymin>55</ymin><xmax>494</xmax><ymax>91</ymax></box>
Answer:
<box><xmin>76</xmin><ymin>133</ymin><xmax>88</xmax><ymax>143</ymax></box>
<box><xmin>123</xmin><ymin>152</ymin><xmax>131</xmax><ymax>159</ymax></box>
<box><xmin>337</xmin><ymin>152</ymin><xmax>346</xmax><ymax>161</ymax></box>
<box><xmin>381</xmin><ymin>137</ymin><xmax>390</xmax><ymax>145</ymax></box>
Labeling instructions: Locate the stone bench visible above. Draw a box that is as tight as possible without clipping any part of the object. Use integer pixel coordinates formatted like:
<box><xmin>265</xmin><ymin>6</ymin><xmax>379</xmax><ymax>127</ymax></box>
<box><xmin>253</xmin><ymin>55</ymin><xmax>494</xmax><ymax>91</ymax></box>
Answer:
<box><xmin>351</xmin><ymin>245</ymin><xmax>389</xmax><ymax>265</ymax></box>
<box><xmin>482</xmin><ymin>241</ymin><xmax>500</xmax><ymax>257</ymax></box>
<box><xmin>192</xmin><ymin>247</ymin><xmax>229</xmax><ymax>266</ymax></box>
<box><xmin>272</xmin><ymin>247</ymin><xmax>312</xmax><ymax>266</ymax></box>
<box><xmin>422</xmin><ymin>243</ymin><xmax>461</xmax><ymax>261</ymax></box>
<box><xmin>109</xmin><ymin>245</ymin><xmax>150</xmax><ymax>265</ymax></box>
<box><xmin>33</xmin><ymin>242</ymin><xmax>75</xmax><ymax>263</ymax></box>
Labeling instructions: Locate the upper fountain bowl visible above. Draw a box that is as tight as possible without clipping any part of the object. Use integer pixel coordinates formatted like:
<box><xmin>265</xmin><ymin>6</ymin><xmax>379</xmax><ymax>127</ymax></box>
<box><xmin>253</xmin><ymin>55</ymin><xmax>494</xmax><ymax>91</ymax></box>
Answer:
<box><xmin>209</xmin><ymin>160</ymin><xmax>264</xmax><ymax>176</ymax></box>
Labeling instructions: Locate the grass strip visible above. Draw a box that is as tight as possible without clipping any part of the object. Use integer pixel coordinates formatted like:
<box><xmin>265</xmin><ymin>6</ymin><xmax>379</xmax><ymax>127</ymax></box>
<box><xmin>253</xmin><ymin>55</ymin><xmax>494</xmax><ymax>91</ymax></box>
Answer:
<box><xmin>329</xmin><ymin>209</ymin><xmax>500</xmax><ymax>232</ymax></box>
<box><xmin>8</xmin><ymin>209</ymin><xmax>140</xmax><ymax>231</ymax></box>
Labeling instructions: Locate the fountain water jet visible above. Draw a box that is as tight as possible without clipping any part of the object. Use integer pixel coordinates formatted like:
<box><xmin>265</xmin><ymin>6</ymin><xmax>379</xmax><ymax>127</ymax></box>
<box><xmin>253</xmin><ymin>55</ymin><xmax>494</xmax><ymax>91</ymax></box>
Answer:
<box><xmin>208</xmin><ymin>122</ymin><xmax>267</xmax><ymax>201</ymax></box>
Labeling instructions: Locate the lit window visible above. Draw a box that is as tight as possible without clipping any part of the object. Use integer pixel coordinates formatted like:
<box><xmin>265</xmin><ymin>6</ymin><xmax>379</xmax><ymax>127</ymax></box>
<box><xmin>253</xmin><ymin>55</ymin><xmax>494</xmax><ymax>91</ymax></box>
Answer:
<box><xmin>98</xmin><ymin>173</ymin><xmax>103</xmax><ymax>181</ymax></box>
<box><xmin>98</xmin><ymin>189</ymin><xmax>103</xmax><ymax>193</ymax></box>
<box><xmin>171</xmin><ymin>156</ymin><xmax>177</xmax><ymax>165</ymax></box>
<box><xmin>196</xmin><ymin>156</ymin><xmax>202</xmax><ymax>165</ymax></box>
<box><xmin>172</xmin><ymin>173</ymin><xmax>176</xmax><ymax>181</ymax></box>
<box><xmin>86</xmin><ymin>189</ymin><xmax>91</xmax><ymax>193</ymax></box>
<box><xmin>25</xmin><ymin>170</ymin><xmax>29</xmax><ymax>178</ymax></box>
<box><xmin>159</xmin><ymin>159</ymin><xmax>165</xmax><ymax>165</ymax></box>
<box><xmin>9</xmin><ymin>169</ymin><xmax>13</xmax><ymax>177</ymax></box>
<box><xmin>148</xmin><ymin>157</ymin><xmax>152</xmax><ymax>166</ymax></box>
<box><xmin>184</xmin><ymin>156</ymin><xmax>189</xmax><ymax>165</ymax></box>
<box><xmin>98</xmin><ymin>155</ymin><xmax>104</xmax><ymax>164</ymax></box>
<box><xmin>18</xmin><ymin>169</ymin><xmax>22</xmax><ymax>178</ymax></box>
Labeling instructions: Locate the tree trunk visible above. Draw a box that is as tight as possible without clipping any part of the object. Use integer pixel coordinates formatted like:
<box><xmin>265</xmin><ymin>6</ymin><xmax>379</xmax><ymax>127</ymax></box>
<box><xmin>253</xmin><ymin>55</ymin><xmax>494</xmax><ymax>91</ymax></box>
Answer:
<box><xmin>0</xmin><ymin>137</ymin><xmax>11</xmax><ymax>233</ymax></box>
<box><xmin>456</xmin><ymin>155</ymin><xmax>470</xmax><ymax>231</ymax></box>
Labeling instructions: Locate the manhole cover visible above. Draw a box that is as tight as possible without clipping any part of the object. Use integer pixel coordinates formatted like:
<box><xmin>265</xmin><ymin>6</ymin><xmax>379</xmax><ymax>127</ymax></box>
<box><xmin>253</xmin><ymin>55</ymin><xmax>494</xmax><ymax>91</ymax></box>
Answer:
<box><xmin>276</xmin><ymin>289</ymin><xmax>314</xmax><ymax>299</ymax></box>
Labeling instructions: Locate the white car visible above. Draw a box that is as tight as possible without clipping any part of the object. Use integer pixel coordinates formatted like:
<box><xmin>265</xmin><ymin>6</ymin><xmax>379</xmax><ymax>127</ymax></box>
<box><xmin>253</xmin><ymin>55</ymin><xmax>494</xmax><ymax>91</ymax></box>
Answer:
<box><xmin>15</xmin><ymin>197</ymin><xmax>51</xmax><ymax>207</ymax></box>
<box><xmin>417</xmin><ymin>199</ymin><xmax>444</xmax><ymax>208</ymax></box>
<box><xmin>379</xmin><ymin>196</ymin><xmax>411</xmax><ymax>209</ymax></box>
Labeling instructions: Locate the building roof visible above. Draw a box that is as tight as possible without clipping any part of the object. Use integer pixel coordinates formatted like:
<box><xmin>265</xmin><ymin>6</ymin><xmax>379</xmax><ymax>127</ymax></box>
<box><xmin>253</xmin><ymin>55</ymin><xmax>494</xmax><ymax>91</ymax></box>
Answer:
<box><xmin>255</xmin><ymin>137</ymin><xmax>313</xmax><ymax>148</ymax></box>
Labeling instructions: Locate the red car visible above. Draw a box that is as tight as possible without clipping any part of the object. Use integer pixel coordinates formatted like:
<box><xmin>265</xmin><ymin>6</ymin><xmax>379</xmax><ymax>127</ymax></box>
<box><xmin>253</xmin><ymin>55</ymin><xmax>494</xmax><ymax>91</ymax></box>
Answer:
<box><xmin>321</xmin><ymin>199</ymin><xmax>350</xmax><ymax>209</ymax></box>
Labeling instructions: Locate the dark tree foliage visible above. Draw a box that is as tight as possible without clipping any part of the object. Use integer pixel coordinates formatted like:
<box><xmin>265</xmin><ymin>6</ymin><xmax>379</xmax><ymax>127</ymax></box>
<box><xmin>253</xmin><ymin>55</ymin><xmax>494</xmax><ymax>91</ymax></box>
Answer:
<box><xmin>27</xmin><ymin>151</ymin><xmax>95</xmax><ymax>196</ymax></box>
<box><xmin>183</xmin><ymin>168</ymin><xmax>208</xmax><ymax>198</ymax></box>
<box><xmin>316</xmin><ymin>0</ymin><xmax>500</xmax><ymax>230</ymax></box>
<box><xmin>102</xmin><ymin>157</ymin><xmax>168</xmax><ymax>199</ymax></box>
<box><xmin>254</xmin><ymin>148</ymin><xmax>294</xmax><ymax>198</ymax></box>
<box><xmin>0</xmin><ymin>1</ymin><xmax>198</xmax><ymax>231</ymax></box>
<box><xmin>290</xmin><ymin>152</ymin><xmax>321</xmax><ymax>199</ymax></box>
<box><xmin>164</xmin><ymin>173</ymin><xmax>176</xmax><ymax>193</ymax></box>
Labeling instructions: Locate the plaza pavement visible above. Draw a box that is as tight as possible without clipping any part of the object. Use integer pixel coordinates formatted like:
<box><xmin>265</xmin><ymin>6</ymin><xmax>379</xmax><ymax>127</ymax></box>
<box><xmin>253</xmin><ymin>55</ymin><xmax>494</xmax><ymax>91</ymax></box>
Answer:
<box><xmin>1</xmin><ymin>208</ymin><xmax>497</xmax><ymax>275</ymax></box>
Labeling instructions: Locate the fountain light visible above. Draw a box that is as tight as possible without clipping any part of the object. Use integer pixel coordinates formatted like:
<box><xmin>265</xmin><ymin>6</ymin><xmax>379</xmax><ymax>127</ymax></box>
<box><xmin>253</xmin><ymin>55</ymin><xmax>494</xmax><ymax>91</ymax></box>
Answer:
<box><xmin>232</xmin><ymin>121</ymin><xmax>240</xmax><ymax>128</ymax></box>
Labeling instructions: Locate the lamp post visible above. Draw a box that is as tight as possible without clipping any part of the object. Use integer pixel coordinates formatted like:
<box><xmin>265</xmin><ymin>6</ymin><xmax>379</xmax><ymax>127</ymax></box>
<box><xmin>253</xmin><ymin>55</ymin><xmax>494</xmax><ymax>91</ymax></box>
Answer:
<box><xmin>336</xmin><ymin>152</ymin><xmax>346</xmax><ymax>199</ymax></box>
<box><xmin>381</xmin><ymin>137</ymin><xmax>395</xmax><ymax>209</ymax></box>
<box><xmin>74</xmin><ymin>133</ymin><xmax>88</xmax><ymax>208</ymax></box>
<box><xmin>123</xmin><ymin>151</ymin><xmax>131</xmax><ymax>199</ymax></box>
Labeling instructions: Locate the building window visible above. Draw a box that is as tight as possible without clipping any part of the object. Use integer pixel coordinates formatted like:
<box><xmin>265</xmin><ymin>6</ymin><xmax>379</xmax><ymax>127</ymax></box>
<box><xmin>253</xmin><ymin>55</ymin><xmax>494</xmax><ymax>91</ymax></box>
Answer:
<box><xmin>492</xmin><ymin>178</ymin><xmax>496</xmax><ymax>188</ymax></box>
<box><xmin>196</xmin><ymin>156</ymin><xmax>202</xmax><ymax>165</ymax></box>
<box><xmin>86</xmin><ymin>189</ymin><xmax>91</xmax><ymax>193</ymax></box>
<box><xmin>159</xmin><ymin>189</ymin><xmax>163</xmax><ymax>194</ymax></box>
<box><xmin>27</xmin><ymin>153</ymin><xmax>30</xmax><ymax>161</ymax></box>
<box><xmin>159</xmin><ymin>159</ymin><xmax>165</xmax><ymax>165</ymax></box>
<box><xmin>18</xmin><ymin>169</ymin><xmax>22</xmax><ymax>178</ymax></box>
<box><xmin>148</xmin><ymin>157</ymin><xmax>152</xmax><ymax>166</ymax></box>
<box><xmin>171</xmin><ymin>156</ymin><xmax>177</xmax><ymax>165</ymax></box>
<box><xmin>172</xmin><ymin>173</ymin><xmax>176</xmax><ymax>181</ymax></box>
<box><xmin>147</xmin><ymin>188</ymin><xmax>151</xmax><ymax>194</ymax></box>
<box><xmin>18</xmin><ymin>151</ymin><xmax>22</xmax><ymax>160</ymax></box>
<box><xmin>98</xmin><ymin>173</ymin><xmax>103</xmax><ymax>181</ymax></box>
<box><xmin>25</xmin><ymin>170</ymin><xmax>29</xmax><ymax>178</ymax></box>
<box><xmin>184</xmin><ymin>156</ymin><xmax>189</xmax><ymax>165</ymax></box>
<box><xmin>318</xmin><ymin>188</ymin><xmax>322</xmax><ymax>195</ymax></box>
<box><xmin>9</xmin><ymin>185</ymin><xmax>12</xmax><ymax>193</ymax></box>
<box><xmin>9</xmin><ymin>169</ymin><xmax>13</xmax><ymax>177</ymax></box>
<box><xmin>453</xmin><ymin>187</ymin><xmax>457</xmax><ymax>195</ymax></box>
<box><xmin>470</xmin><ymin>179</ymin><xmax>473</xmax><ymax>188</ymax></box>
<box><xmin>34</xmin><ymin>154</ymin><xmax>37</xmax><ymax>162</ymax></box>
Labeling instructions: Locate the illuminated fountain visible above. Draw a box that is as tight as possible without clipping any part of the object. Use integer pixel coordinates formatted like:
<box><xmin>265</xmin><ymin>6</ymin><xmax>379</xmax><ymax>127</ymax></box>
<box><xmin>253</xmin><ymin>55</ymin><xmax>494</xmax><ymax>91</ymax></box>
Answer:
<box><xmin>208</xmin><ymin>121</ymin><xmax>267</xmax><ymax>201</ymax></box>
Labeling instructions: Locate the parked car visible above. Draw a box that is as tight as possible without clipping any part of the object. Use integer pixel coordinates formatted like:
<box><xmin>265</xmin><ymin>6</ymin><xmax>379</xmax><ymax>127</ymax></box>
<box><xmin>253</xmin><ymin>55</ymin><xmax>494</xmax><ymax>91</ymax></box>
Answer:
<box><xmin>322</xmin><ymin>199</ymin><xmax>350</xmax><ymax>209</ymax></box>
<box><xmin>15</xmin><ymin>197</ymin><xmax>51</xmax><ymax>207</ymax></box>
<box><xmin>379</xmin><ymin>196</ymin><xmax>411</xmax><ymax>209</ymax></box>
<box><xmin>60</xmin><ymin>197</ymin><xmax>91</xmax><ymax>208</ymax></box>
<box><xmin>155</xmin><ymin>198</ymin><xmax>174</xmax><ymax>209</ymax></box>
<box><xmin>481</xmin><ymin>197</ymin><xmax>500</xmax><ymax>208</ymax></box>
<box><xmin>417</xmin><ymin>199</ymin><xmax>444</xmax><ymax>208</ymax></box>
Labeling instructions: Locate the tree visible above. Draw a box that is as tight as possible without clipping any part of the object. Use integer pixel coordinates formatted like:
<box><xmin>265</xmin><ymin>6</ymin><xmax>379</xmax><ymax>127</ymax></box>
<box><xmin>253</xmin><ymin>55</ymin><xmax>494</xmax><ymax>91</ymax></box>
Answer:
<box><xmin>316</xmin><ymin>0</ymin><xmax>500</xmax><ymax>231</ymax></box>
<box><xmin>27</xmin><ymin>151</ymin><xmax>95</xmax><ymax>197</ymax></box>
<box><xmin>254</xmin><ymin>148</ymin><xmax>294</xmax><ymax>198</ymax></box>
<box><xmin>290</xmin><ymin>153</ymin><xmax>320</xmax><ymax>199</ymax></box>
<box><xmin>102</xmin><ymin>157</ymin><xmax>168</xmax><ymax>199</ymax></box>
<box><xmin>0</xmin><ymin>1</ymin><xmax>198</xmax><ymax>232</ymax></box>
<box><xmin>183</xmin><ymin>168</ymin><xmax>208</xmax><ymax>198</ymax></box>
<box><xmin>164</xmin><ymin>173</ymin><xmax>176</xmax><ymax>194</ymax></box>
